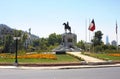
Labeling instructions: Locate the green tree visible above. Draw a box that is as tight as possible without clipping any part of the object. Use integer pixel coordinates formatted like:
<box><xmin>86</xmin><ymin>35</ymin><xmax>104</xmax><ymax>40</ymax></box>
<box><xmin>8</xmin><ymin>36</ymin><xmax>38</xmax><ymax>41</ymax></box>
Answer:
<box><xmin>32</xmin><ymin>33</ymin><xmax>62</xmax><ymax>52</ymax></box>
<box><xmin>21</xmin><ymin>32</ymin><xmax>28</xmax><ymax>50</ymax></box>
<box><xmin>77</xmin><ymin>40</ymin><xmax>85</xmax><ymax>50</ymax></box>
<box><xmin>22</xmin><ymin>32</ymin><xmax>28</xmax><ymax>43</ymax></box>
<box><xmin>91</xmin><ymin>30</ymin><xmax>103</xmax><ymax>46</ymax></box>
<box><xmin>102</xmin><ymin>45</ymin><xmax>116</xmax><ymax>50</ymax></box>
<box><xmin>91</xmin><ymin>30</ymin><xmax>103</xmax><ymax>53</ymax></box>
<box><xmin>14</xmin><ymin>30</ymin><xmax>22</xmax><ymax>37</ymax></box>
<box><xmin>3</xmin><ymin>34</ymin><xmax>15</xmax><ymax>53</ymax></box>
<box><xmin>39</xmin><ymin>38</ymin><xmax>48</xmax><ymax>51</ymax></box>
<box><xmin>48</xmin><ymin>33</ymin><xmax>62</xmax><ymax>46</ymax></box>
<box><xmin>33</xmin><ymin>39</ymin><xmax>40</xmax><ymax>47</ymax></box>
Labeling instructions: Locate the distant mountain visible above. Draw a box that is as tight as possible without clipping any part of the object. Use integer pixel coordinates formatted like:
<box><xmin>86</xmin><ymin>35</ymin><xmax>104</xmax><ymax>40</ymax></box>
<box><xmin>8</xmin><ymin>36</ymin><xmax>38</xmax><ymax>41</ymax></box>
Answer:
<box><xmin>0</xmin><ymin>24</ymin><xmax>14</xmax><ymax>35</ymax></box>
<box><xmin>0</xmin><ymin>24</ymin><xmax>11</xmax><ymax>29</ymax></box>
<box><xmin>30</xmin><ymin>34</ymin><xmax>39</xmax><ymax>40</ymax></box>
<box><xmin>0</xmin><ymin>24</ymin><xmax>39</xmax><ymax>40</ymax></box>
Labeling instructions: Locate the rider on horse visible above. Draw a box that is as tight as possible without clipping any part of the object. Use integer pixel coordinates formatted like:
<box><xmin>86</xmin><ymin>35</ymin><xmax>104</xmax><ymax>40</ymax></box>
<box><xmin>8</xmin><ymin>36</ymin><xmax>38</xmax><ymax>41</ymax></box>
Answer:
<box><xmin>63</xmin><ymin>21</ymin><xmax>71</xmax><ymax>33</ymax></box>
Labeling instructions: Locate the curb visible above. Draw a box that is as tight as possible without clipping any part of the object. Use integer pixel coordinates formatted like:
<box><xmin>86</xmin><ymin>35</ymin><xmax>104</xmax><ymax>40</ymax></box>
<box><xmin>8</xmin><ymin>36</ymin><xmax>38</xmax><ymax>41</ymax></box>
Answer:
<box><xmin>0</xmin><ymin>61</ymin><xmax>120</xmax><ymax>67</ymax></box>
<box><xmin>0</xmin><ymin>62</ymin><xmax>120</xmax><ymax>70</ymax></box>
<box><xmin>0</xmin><ymin>64</ymin><xmax>120</xmax><ymax>70</ymax></box>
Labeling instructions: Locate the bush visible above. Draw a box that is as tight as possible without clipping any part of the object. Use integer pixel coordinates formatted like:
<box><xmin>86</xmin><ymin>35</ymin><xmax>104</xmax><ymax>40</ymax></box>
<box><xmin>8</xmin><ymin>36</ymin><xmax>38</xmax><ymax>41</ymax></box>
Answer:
<box><xmin>94</xmin><ymin>45</ymin><xmax>103</xmax><ymax>53</ymax></box>
<box><xmin>104</xmin><ymin>49</ymin><xmax>120</xmax><ymax>53</ymax></box>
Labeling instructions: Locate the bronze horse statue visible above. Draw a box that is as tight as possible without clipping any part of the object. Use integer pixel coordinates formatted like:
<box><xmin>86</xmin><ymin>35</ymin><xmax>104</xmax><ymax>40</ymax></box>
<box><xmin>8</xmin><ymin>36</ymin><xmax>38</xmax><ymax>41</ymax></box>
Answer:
<box><xmin>63</xmin><ymin>22</ymin><xmax>71</xmax><ymax>33</ymax></box>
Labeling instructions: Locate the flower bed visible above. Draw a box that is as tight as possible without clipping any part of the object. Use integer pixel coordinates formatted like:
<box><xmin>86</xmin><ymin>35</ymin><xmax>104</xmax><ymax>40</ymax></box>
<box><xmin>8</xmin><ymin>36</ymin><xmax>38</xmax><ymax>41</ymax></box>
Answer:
<box><xmin>108</xmin><ymin>53</ymin><xmax>120</xmax><ymax>57</ymax></box>
<box><xmin>0</xmin><ymin>53</ymin><xmax>57</xmax><ymax>59</ymax></box>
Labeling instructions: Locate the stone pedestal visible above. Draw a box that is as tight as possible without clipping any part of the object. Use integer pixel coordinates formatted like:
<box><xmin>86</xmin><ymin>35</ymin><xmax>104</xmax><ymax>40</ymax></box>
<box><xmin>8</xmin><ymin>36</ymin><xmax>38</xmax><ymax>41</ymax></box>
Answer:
<box><xmin>53</xmin><ymin>33</ymin><xmax>80</xmax><ymax>54</ymax></box>
<box><xmin>62</xmin><ymin>33</ymin><xmax>77</xmax><ymax>48</ymax></box>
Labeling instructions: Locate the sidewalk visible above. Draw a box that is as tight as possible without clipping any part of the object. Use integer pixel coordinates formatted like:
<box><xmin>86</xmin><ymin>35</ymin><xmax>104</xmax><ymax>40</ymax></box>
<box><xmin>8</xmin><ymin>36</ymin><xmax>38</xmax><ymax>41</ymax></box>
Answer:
<box><xmin>67</xmin><ymin>52</ymin><xmax>106</xmax><ymax>63</ymax></box>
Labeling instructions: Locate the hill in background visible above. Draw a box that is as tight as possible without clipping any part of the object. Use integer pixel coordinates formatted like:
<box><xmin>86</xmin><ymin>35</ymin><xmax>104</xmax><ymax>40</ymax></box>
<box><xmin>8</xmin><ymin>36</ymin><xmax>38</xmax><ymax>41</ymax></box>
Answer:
<box><xmin>0</xmin><ymin>24</ymin><xmax>39</xmax><ymax>40</ymax></box>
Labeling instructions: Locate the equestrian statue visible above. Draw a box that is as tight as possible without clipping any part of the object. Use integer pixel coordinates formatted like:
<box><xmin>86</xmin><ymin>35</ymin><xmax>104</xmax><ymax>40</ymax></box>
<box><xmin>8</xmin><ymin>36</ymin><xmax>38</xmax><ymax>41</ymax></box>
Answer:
<box><xmin>63</xmin><ymin>21</ymin><xmax>71</xmax><ymax>33</ymax></box>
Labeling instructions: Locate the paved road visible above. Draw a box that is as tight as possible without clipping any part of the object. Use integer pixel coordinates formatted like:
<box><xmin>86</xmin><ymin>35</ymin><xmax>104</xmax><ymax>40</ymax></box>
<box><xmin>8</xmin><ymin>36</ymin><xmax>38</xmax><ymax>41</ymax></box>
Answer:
<box><xmin>0</xmin><ymin>67</ymin><xmax>120</xmax><ymax>79</ymax></box>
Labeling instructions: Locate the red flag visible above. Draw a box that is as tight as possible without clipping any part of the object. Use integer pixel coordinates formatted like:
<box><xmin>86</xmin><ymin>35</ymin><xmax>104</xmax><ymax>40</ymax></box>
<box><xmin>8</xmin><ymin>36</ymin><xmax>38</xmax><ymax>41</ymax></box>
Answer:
<box><xmin>88</xmin><ymin>19</ymin><xmax>95</xmax><ymax>31</ymax></box>
<box><xmin>116</xmin><ymin>21</ymin><xmax>118</xmax><ymax>34</ymax></box>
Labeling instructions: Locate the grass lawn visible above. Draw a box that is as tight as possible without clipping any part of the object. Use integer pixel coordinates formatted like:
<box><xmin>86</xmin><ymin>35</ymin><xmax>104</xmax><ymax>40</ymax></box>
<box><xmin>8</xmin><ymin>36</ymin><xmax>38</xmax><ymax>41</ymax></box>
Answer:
<box><xmin>0</xmin><ymin>54</ymin><xmax>80</xmax><ymax>64</ymax></box>
<box><xmin>84</xmin><ymin>52</ymin><xmax>120</xmax><ymax>61</ymax></box>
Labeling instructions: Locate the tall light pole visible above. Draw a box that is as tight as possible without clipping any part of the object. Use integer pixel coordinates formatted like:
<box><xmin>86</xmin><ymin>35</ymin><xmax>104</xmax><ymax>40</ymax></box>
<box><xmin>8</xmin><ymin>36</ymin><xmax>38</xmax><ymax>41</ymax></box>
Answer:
<box><xmin>13</xmin><ymin>37</ymin><xmax>20</xmax><ymax>66</ymax></box>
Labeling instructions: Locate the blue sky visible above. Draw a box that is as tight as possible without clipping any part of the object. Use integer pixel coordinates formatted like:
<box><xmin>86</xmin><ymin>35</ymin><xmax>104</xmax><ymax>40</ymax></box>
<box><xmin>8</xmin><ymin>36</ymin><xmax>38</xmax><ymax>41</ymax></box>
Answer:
<box><xmin>0</xmin><ymin>0</ymin><xmax>120</xmax><ymax>44</ymax></box>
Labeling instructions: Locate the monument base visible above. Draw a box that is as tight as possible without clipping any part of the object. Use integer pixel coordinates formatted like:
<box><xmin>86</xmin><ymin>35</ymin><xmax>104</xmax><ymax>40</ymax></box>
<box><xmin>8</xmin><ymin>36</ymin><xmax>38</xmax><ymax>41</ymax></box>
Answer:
<box><xmin>55</xmin><ymin>50</ymin><xmax>66</xmax><ymax>54</ymax></box>
<box><xmin>52</xmin><ymin>33</ymin><xmax>81</xmax><ymax>54</ymax></box>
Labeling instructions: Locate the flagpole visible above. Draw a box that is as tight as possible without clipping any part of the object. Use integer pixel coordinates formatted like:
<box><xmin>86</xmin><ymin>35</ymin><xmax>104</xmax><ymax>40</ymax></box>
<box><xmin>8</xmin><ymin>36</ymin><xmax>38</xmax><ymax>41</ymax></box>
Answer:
<box><xmin>89</xmin><ymin>18</ymin><xmax>91</xmax><ymax>52</ymax></box>
<box><xmin>93</xmin><ymin>19</ymin><xmax>95</xmax><ymax>53</ymax></box>
<box><xmin>116</xmin><ymin>33</ymin><xmax>118</xmax><ymax>51</ymax></box>
<box><xmin>88</xmin><ymin>19</ymin><xmax>96</xmax><ymax>53</ymax></box>
<box><xmin>85</xmin><ymin>19</ymin><xmax>87</xmax><ymax>52</ymax></box>
<box><xmin>93</xmin><ymin>31</ymin><xmax>95</xmax><ymax>53</ymax></box>
<box><xmin>116</xmin><ymin>20</ymin><xmax>118</xmax><ymax>51</ymax></box>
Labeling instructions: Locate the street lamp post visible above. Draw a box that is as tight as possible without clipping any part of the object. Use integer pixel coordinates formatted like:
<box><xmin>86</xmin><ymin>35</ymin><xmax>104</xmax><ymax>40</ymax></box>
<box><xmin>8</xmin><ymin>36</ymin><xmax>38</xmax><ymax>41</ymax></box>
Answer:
<box><xmin>13</xmin><ymin>37</ymin><xmax>20</xmax><ymax>66</ymax></box>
